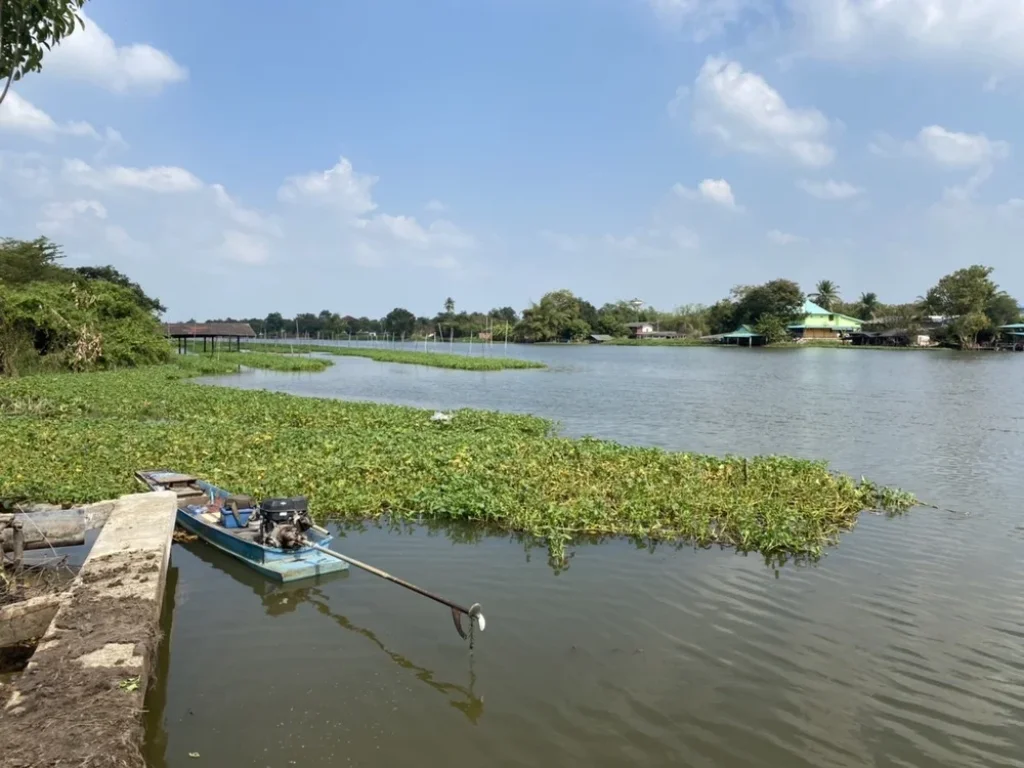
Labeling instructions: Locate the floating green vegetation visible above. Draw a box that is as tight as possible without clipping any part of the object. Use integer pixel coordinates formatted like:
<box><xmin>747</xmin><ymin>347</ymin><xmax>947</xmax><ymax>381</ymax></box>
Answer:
<box><xmin>173</xmin><ymin>351</ymin><xmax>332</xmax><ymax>375</ymax></box>
<box><xmin>0</xmin><ymin>358</ymin><xmax>915</xmax><ymax>567</ymax></box>
<box><xmin>240</xmin><ymin>342</ymin><xmax>546</xmax><ymax>371</ymax></box>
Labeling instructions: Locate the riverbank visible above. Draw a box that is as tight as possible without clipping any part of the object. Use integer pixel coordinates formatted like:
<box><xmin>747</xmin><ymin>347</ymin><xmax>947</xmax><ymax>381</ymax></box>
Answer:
<box><xmin>0</xmin><ymin>357</ymin><xmax>914</xmax><ymax>565</ymax></box>
<box><xmin>242</xmin><ymin>342</ymin><xmax>546</xmax><ymax>370</ymax></box>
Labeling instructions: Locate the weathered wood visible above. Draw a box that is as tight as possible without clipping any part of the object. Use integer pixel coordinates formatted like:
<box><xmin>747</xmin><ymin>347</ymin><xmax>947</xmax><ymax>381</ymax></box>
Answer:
<box><xmin>1</xmin><ymin>510</ymin><xmax>85</xmax><ymax>552</ymax></box>
<box><xmin>0</xmin><ymin>595</ymin><xmax>62</xmax><ymax>648</ymax></box>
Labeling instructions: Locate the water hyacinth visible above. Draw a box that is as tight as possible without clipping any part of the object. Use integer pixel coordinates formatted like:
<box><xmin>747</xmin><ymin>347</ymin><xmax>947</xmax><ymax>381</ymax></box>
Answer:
<box><xmin>0</xmin><ymin>358</ymin><xmax>916</xmax><ymax>565</ymax></box>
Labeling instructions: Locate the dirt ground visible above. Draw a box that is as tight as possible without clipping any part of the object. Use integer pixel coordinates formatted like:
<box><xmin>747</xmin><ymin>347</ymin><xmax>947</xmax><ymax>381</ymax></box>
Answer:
<box><xmin>0</xmin><ymin>553</ymin><xmax>162</xmax><ymax>768</ymax></box>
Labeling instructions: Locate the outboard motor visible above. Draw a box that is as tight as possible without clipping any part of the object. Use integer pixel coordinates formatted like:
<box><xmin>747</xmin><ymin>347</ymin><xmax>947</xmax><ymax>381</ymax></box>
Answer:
<box><xmin>257</xmin><ymin>496</ymin><xmax>313</xmax><ymax>549</ymax></box>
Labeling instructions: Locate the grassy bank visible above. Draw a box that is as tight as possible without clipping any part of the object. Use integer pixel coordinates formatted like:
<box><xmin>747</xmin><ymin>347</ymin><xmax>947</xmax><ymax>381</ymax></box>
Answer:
<box><xmin>241</xmin><ymin>342</ymin><xmax>546</xmax><ymax>371</ymax></box>
<box><xmin>0</xmin><ymin>357</ymin><xmax>915</xmax><ymax>565</ymax></box>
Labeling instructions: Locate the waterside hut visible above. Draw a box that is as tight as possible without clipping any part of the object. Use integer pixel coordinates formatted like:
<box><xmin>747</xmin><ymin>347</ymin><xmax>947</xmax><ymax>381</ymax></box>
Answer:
<box><xmin>997</xmin><ymin>323</ymin><xmax>1024</xmax><ymax>351</ymax></box>
<box><xmin>702</xmin><ymin>325</ymin><xmax>766</xmax><ymax>347</ymax></box>
<box><xmin>164</xmin><ymin>322</ymin><xmax>256</xmax><ymax>354</ymax></box>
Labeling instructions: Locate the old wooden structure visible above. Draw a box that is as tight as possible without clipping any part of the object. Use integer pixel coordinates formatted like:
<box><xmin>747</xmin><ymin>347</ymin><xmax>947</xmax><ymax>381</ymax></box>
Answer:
<box><xmin>164</xmin><ymin>322</ymin><xmax>256</xmax><ymax>354</ymax></box>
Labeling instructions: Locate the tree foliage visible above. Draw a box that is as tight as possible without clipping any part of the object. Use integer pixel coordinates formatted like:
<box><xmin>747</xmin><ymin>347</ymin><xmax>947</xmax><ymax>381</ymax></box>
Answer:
<box><xmin>0</xmin><ymin>236</ymin><xmax>65</xmax><ymax>284</ymax></box>
<box><xmin>0</xmin><ymin>236</ymin><xmax>169</xmax><ymax>375</ymax></box>
<box><xmin>0</xmin><ymin>0</ymin><xmax>88</xmax><ymax>104</ymax></box>
<box><xmin>731</xmin><ymin>279</ymin><xmax>805</xmax><ymax>328</ymax></box>
<box><xmin>516</xmin><ymin>289</ymin><xmax>592</xmax><ymax>342</ymax></box>
<box><xmin>810</xmin><ymin>280</ymin><xmax>840</xmax><ymax>311</ymax></box>
<box><xmin>857</xmin><ymin>292</ymin><xmax>880</xmax><ymax>320</ymax></box>
<box><xmin>383</xmin><ymin>307</ymin><xmax>416</xmax><ymax>337</ymax></box>
<box><xmin>73</xmin><ymin>264</ymin><xmax>166</xmax><ymax>314</ymax></box>
<box><xmin>923</xmin><ymin>265</ymin><xmax>1016</xmax><ymax>348</ymax></box>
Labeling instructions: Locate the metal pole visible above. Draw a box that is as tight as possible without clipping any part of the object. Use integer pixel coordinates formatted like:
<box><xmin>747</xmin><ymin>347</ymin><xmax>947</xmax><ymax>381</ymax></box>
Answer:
<box><xmin>308</xmin><ymin>543</ymin><xmax>485</xmax><ymax>633</ymax></box>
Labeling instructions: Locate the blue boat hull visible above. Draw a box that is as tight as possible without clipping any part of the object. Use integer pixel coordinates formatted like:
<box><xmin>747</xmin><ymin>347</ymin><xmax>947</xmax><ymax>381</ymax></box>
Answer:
<box><xmin>139</xmin><ymin>470</ymin><xmax>348</xmax><ymax>583</ymax></box>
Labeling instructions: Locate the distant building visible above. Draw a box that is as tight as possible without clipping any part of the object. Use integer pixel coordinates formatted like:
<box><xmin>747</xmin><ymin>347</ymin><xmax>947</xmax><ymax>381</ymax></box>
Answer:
<box><xmin>477</xmin><ymin>331</ymin><xmax>493</xmax><ymax>341</ymax></box>
<box><xmin>788</xmin><ymin>301</ymin><xmax>863</xmax><ymax>340</ymax></box>
<box><xmin>702</xmin><ymin>324</ymin><xmax>765</xmax><ymax>347</ymax></box>
<box><xmin>625</xmin><ymin>322</ymin><xmax>678</xmax><ymax>340</ymax></box>
<box><xmin>589</xmin><ymin>334</ymin><xmax>614</xmax><ymax>343</ymax></box>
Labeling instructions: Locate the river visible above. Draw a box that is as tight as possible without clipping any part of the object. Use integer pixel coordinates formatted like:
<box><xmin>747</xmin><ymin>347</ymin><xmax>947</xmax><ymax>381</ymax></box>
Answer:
<box><xmin>144</xmin><ymin>344</ymin><xmax>1024</xmax><ymax>767</ymax></box>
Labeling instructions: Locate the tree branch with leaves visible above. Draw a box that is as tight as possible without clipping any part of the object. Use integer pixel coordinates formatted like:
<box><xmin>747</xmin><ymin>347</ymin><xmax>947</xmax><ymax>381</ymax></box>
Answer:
<box><xmin>0</xmin><ymin>0</ymin><xmax>88</xmax><ymax>106</ymax></box>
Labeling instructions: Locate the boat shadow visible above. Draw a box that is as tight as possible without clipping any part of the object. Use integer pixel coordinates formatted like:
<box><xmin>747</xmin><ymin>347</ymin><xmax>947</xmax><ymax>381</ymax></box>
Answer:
<box><xmin>177</xmin><ymin>538</ymin><xmax>485</xmax><ymax>724</ymax></box>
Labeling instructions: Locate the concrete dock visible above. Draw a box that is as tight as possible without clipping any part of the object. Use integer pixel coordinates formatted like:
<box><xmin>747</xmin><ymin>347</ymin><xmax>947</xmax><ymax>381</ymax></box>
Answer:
<box><xmin>1</xmin><ymin>491</ymin><xmax>176</xmax><ymax>768</ymax></box>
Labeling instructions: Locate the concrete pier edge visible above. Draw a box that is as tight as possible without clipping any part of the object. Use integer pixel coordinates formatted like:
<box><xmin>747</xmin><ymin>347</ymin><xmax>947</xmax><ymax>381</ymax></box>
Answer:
<box><xmin>1</xmin><ymin>491</ymin><xmax>177</xmax><ymax>768</ymax></box>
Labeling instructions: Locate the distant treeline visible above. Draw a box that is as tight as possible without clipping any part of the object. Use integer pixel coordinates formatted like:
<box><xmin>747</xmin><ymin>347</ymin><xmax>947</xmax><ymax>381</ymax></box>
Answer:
<box><xmin>203</xmin><ymin>267</ymin><xmax>1022</xmax><ymax>349</ymax></box>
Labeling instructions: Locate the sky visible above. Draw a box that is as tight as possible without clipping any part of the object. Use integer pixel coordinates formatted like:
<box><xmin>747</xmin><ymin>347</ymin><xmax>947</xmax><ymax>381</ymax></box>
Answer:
<box><xmin>1</xmin><ymin>0</ymin><xmax>1023</xmax><ymax>320</ymax></box>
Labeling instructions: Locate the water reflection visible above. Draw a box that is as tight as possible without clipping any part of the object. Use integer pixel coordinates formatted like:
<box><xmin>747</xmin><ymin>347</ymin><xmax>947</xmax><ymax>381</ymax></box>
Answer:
<box><xmin>180</xmin><ymin>539</ymin><xmax>482</xmax><ymax>721</ymax></box>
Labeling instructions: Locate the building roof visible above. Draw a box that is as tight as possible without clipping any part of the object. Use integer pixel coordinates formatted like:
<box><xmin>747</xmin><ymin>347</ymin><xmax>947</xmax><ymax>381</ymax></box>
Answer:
<box><xmin>720</xmin><ymin>324</ymin><xmax>763</xmax><ymax>339</ymax></box>
<box><xmin>590</xmin><ymin>334</ymin><xmax>614</xmax><ymax>342</ymax></box>
<box><xmin>626</xmin><ymin>322</ymin><xmax>653</xmax><ymax>328</ymax></box>
<box><xmin>802</xmin><ymin>299</ymin><xmax>831</xmax><ymax>316</ymax></box>
<box><xmin>998</xmin><ymin>323</ymin><xmax>1024</xmax><ymax>330</ymax></box>
<box><xmin>163</xmin><ymin>322</ymin><xmax>256</xmax><ymax>338</ymax></box>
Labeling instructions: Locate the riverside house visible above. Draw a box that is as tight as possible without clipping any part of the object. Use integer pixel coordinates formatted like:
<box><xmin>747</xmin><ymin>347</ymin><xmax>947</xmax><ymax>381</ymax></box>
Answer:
<box><xmin>788</xmin><ymin>301</ymin><xmax>863</xmax><ymax>340</ymax></box>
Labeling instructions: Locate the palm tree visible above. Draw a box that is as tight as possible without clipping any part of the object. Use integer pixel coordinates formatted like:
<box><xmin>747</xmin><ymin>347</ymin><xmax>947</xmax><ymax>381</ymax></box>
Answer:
<box><xmin>811</xmin><ymin>280</ymin><xmax>840</xmax><ymax>311</ymax></box>
<box><xmin>858</xmin><ymin>292</ymin><xmax>880</xmax><ymax>320</ymax></box>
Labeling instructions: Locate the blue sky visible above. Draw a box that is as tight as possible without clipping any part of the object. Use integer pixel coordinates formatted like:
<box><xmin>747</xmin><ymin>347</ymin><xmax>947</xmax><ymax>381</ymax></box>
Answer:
<box><xmin>2</xmin><ymin>0</ymin><xmax>1023</xmax><ymax>319</ymax></box>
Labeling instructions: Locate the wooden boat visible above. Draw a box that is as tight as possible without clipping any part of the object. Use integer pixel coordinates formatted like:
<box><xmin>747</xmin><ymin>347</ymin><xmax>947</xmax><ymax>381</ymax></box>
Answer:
<box><xmin>135</xmin><ymin>469</ymin><xmax>348</xmax><ymax>583</ymax></box>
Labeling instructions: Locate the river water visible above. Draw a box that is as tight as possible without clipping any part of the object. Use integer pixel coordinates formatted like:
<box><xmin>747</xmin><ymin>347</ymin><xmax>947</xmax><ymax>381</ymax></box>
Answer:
<box><xmin>145</xmin><ymin>344</ymin><xmax>1024</xmax><ymax>768</ymax></box>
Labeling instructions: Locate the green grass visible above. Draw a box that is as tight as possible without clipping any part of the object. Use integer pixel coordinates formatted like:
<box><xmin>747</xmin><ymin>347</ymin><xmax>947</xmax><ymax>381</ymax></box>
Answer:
<box><xmin>0</xmin><ymin>356</ymin><xmax>915</xmax><ymax>567</ymax></box>
<box><xmin>241</xmin><ymin>342</ymin><xmax>546</xmax><ymax>371</ymax></box>
<box><xmin>174</xmin><ymin>351</ymin><xmax>333</xmax><ymax>375</ymax></box>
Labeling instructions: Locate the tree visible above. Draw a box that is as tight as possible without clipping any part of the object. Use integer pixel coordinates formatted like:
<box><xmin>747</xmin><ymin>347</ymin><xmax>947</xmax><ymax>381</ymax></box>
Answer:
<box><xmin>443</xmin><ymin>297</ymin><xmax>455</xmax><ymax>315</ymax></box>
<box><xmin>1</xmin><ymin>0</ymin><xmax>88</xmax><ymax>106</ymax></box>
<box><xmin>732</xmin><ymin>279</ymin><xmax>804</xmax><ymax>328</ymax></box>
<box><xmin>264</xmin><ymin>312</ymin><xmax>284</xmax><ymax>335</ymax></box>
<box><xmin>489</xmin><ymin>306</ymin><xmax>518</xmax><ymax>325</ymax></box>
<box><xmin>753</xmin><ymin>314</ymin><xmax>790</xmax><ymax>344</ymax></box>
<box><xmin>516</xmin><ymin>289</ymin><xmax>592</xmax><ymax>342</ymax></box>
<box><xmin>384</xmin><ymin>307</ymin><xmax>415</xmax><ymax>337</ymax></box>
<box><xmin>73</xmin><ymin>265</ymin><xmax>165</xmax><ymax>314</ymax></box>
<box><xmin>0</xmin><ymin>236</ymin><xmax>65</xmax><ymax>284</ymax></box>
<box><xmin>706</xmin><ymin>299</ymin><xmax>737</xmax><ymax>335</ymax></box>
<box><xmin>858</xmin><ymin>292</ymin><xmax>880</xmax><ymax>320</ymax></box>
<box><xmin>923</xmin><ymin>265</ymin><xmax>1018</xmax><ymax>348</ymax></box>
<box><xmin>811</xmin><ymin>280</ymin><xmax>840</xmax><ymax>311</ymax></box>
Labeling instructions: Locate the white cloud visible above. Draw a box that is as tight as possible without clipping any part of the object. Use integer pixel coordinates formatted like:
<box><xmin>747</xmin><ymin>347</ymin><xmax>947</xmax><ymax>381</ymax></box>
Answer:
<box><xmin>690</xmin><ymin>57</ymin><xmax>834</xmax><ymax>167</ymax></box>
<box><xmin>46</xmin><ymin>11</ymin><xmax>187</xmax><ymax>92</ymax></box>
<box><xmin>5</xmin><ymin>152</ymin><xmax>478</xmax><ymax>280</ymax></box>
<box><xmin>789</xmin><ymin>0</ymin><xmax>1024</xmax><ymax>69</ymax></box>
<box><xmin>913</xmin><ymin>125</ymin><xmax>1009</xmax><ymax>168</ymax></box>
<box><xmin>212</xmin><ymin>184</ymin><xmax>281</xmax><ymax>236</ymax></box>
<box><xmin>0</xmin><ymin>92</ymin><xmax>100</xmax><ymax>140</ymax></box>
<box><xmin>64</xmin><ymin>159</ymin><xmax>203</xmax><ymax>193</ymax></box>
<box><xmin>648</xmin><ymin>0</ymin><xmax>762</xmax><ymax>39</ymax></box>
<box><xmin>425</xmin><ymin>199</ymin><xmax>448</xmax><ymax>212</ymax></box>
<box><xmin>218</xmin><ymin>230</ymin><xmax>271</xmax><ymax>265</ymax></box>
<box><xmin>767</xmin><ymin>229</ymin><xmax>805</xmax><ymax>245</ymax></box>
<box><xmin>278</xmin><ymin>157</ymin><xmax>378</xmax><ymax>215</ymax></box>
<box><xmin>797</xmin><ymin>179</ymin><xmax>864</xmax><ymax>200</ymax></box>
<box><xmin>36</xmin><ymin>199</ymin><xmax>107</xmax><ymax>231</ymax></box>
<box><xmin>674</xmin><ymin>178</ymin><xmax>741</xmax><ymax>209</ymax></box>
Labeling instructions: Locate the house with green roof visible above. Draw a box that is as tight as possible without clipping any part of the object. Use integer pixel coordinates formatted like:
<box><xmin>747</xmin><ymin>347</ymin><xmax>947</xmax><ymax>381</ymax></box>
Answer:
<box><xmin>788</xmin><ymin>300</ymin><xmax>863</xmax><ymax>340</ymax></box>
<box><xmin>702</xmin><ymin>324</ymin><xmax>766</xmax><ymax>346</ymax></box>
